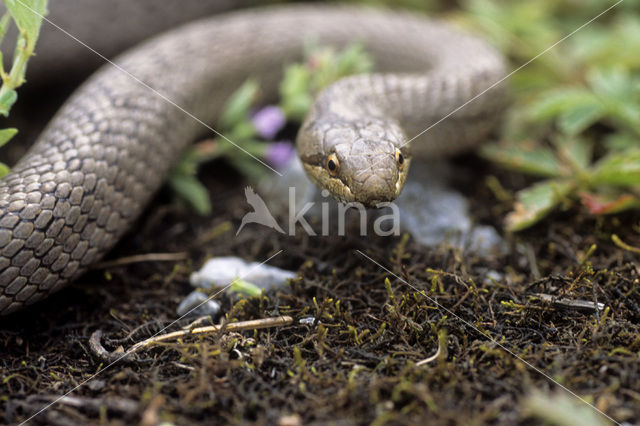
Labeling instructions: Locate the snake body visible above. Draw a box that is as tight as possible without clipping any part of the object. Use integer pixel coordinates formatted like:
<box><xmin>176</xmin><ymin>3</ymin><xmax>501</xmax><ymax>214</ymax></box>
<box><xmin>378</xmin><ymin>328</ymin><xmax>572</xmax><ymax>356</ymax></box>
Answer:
<box><xmin>0</xmin><ymin>5</ymin><xmax>507</xmax><ymax>315</ymax></box>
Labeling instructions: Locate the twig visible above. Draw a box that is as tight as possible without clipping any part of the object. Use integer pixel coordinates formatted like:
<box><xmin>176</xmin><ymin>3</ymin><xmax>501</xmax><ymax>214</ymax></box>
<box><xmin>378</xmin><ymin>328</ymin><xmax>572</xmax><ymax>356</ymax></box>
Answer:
<box><xmin>92</xmin><ymin>252</ymin><xmax>189</xmax><ymax>269</ymax></box>
<box><xmin>89</xmin><ymin>330</ymin><xmax>126</xmax><ymax>364</ymax></box>
<box><xmin>127</xmin><ymin>315</ymin><xmax>293</xmax><ymax>354</ymax></box>
<box><xmin>532</xmin><ymin>293</ymin><xmax>605</xmax><ymax>312</ymax></box>
<box><xmin>415</xmin><ymin>344</ymin><xmax>441</xmax><ymax>366</ymax></box>
<box><xmin>526</xmin><ymin>243</ymin><xmax>541</xmax><ymax>280</ymax></box>
<box><xmin>416</xmin><ymin>329</ymin><xmax>448</xmax><ymax>366</ymax></box>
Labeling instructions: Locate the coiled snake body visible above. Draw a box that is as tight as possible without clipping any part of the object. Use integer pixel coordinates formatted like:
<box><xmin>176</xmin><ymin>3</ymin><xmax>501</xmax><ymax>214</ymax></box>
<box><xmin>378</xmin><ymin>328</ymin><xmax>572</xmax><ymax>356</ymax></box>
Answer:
<box><xmin>0</xmin><ymin>4</ymin><xmax>507</xmax><ymax>315</ymax></box>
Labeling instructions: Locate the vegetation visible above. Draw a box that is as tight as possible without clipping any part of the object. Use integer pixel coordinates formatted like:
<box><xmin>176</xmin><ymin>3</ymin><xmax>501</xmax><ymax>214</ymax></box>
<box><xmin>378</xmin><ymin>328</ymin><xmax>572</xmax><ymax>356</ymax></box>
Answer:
<box><xmin>456</xmin><ymin>0</ymin><xmax>640</xmax><ymax>230</ymax></box>
<box><xmin>2</xmin><ymin>2</ymin><xmax>640</xmax><ymax>425</ymax></box>
<box><xmin>169</xmin><ymin>44</ymin><xmax>373</xmax><ymax>214</ymax></box>
<box><xmin>7</xmin><ymin>0</ymin><xmax>639</xmax><ymax>232</ymax></box>
<box><xmin>0</xmin><ymin>0</ymin><xmax>47</xmax><ymax>175</ymax></box>
<box><xmin>173</xmin><ymin>0</ymin><xmax>640</xmax><ymax>231</ymax></box>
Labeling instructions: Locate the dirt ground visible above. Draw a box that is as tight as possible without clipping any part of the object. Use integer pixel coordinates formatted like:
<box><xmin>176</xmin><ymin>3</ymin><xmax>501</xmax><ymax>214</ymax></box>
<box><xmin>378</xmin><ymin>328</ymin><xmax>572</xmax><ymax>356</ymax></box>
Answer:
<box><xmin>1</xmin><ymin>135</ymin><xmax>639</xmax><ymax>425</ymax></box>
<box><xmin>2</xmin><ymin>4</ymin><xmax>640</xmax><ymax>426</ymax></box>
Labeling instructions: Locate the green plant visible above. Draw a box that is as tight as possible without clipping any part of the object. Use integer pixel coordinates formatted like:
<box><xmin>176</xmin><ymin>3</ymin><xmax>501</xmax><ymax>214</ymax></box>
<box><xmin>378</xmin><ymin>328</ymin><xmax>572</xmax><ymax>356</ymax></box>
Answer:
<box><xmin>458</xmin><ymin>0</ymin><xmax>640</xmax><ymax>230</ymax></box>
<box><xmin>169</xmin><ymin>44</ymin><xmax>373</xmax><ymax>214</ymax></box>
<box><xmin>0</xmin><ymin>0</ymin><xmax>47</xmax><ymax>176</ymax></box>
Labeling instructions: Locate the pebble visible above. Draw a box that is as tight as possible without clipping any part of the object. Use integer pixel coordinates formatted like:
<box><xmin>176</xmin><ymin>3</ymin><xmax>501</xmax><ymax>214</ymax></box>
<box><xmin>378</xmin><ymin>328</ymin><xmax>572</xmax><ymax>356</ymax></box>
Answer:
<box><xmin>176</xmin><ymin>291</ymin><xmax>221</xmax><ymax>318</ymax></box>
<box><xmin>395</xmin><ymin>162</ymin><xmax>505</xmax><ymax>256</ymax></box>
<box><xmin>259</xmin><ymin>153</ymin><xmax>506</xmax><ymax>256</ymax></box>
<box><xmin>189</xmin><ymin>257</ymin><xmax>297</xmax><ymax>291</ymax></box>
<box><xmin>484</xmin><ymin>269</ymin><xmax>504</xmax><ymax>285</ymax></box>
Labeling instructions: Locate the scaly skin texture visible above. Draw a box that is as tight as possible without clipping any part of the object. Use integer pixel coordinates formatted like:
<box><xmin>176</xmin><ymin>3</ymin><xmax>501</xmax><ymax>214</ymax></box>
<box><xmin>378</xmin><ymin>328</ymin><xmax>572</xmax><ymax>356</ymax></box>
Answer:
<box><xmin>2</xmin><ymin>0</ymin><xmax>242</xmax><ymax>87</ymax></box>
<box><xmin>0</xmin><ymin>5</ymin><xmax>507</xmax><ymax>315</ymax></box>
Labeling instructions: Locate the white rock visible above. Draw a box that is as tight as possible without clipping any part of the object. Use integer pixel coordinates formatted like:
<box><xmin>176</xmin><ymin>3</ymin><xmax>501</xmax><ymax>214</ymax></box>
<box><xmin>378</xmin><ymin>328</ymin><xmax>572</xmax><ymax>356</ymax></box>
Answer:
<box><xmin>190</xmin><ymin>256</ymin><xmax>297</xmax><ymax>291</ymax></box>
<box><xmin>257</xmin><ymin>154</ymin><xmax>506</xmax><ymax>256</ymax></box>
<box><xmin>176</xmin><ymin>291</ymin><xmax>221</xmax><ymax>317</ymax></box>
<box><xmin>396</xmin><ymin>161</ymin><xmax>506</xmax><ymax>256</ymax></box>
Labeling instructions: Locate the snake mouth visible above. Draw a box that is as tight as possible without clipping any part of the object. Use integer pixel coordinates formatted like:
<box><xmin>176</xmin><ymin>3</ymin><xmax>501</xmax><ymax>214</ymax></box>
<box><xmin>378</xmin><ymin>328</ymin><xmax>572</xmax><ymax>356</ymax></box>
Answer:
<box><xmin>351</xmin><ymin>155</ymin><xmax>411</xmax><ymax>207</ymax></box>
<box><xmin>352</xmin><ymin>175</ymin><xmax>396</xmax><ymax>206</ymax></box>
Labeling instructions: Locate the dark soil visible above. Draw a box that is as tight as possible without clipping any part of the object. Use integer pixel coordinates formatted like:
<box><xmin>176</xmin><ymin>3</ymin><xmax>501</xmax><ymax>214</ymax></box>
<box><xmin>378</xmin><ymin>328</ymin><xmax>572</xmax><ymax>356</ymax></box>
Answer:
<box><xmin>2</xmin><ymin>7</ymin><xmax>640</xmax><ymax>425</ymax></box>
<box><xmin>1</xmin><ymin>142</ymin><xmax>639</xmax><ymax>425</ymax></box>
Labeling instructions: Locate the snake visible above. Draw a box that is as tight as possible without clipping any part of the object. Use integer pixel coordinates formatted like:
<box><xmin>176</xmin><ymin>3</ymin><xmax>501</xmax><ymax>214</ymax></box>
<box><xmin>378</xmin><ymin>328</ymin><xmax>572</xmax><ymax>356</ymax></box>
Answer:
<box><xmin>0</xmin><ymin>3</ymin><xmax>507</xmax><ymax>315</ymax></box>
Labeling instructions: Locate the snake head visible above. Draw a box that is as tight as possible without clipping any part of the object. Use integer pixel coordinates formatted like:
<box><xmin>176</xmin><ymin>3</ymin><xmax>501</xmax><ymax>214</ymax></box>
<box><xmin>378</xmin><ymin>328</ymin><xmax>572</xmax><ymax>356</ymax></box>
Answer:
<box><xmin>297</xmin><ymin>117</ymin><xmax>410</xmax><ymax>207</ymax></box>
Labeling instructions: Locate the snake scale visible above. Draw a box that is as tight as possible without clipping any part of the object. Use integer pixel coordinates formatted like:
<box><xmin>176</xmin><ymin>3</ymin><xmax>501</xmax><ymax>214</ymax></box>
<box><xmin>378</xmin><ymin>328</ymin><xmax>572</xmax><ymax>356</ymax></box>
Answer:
<box><xmin>0</xmin><ymin>3</ymin><xmax>507</xmax><ymax>315</ymax></box>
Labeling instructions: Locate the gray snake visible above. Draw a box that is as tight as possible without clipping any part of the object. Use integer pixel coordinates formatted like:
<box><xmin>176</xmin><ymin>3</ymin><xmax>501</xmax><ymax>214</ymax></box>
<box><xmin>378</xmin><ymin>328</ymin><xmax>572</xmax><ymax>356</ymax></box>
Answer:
<box><xmin>0</xmin><ymin>3</ymin><xmax>507</xmax><ymax>315</ymax></box>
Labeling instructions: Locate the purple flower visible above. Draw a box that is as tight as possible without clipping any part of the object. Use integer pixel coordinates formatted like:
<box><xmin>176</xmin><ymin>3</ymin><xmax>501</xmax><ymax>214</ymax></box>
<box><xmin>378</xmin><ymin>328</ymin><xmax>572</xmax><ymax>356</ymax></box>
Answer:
<box><xmin>265</xmin><ymin>141</ymin><xmax>296</xmax><ymax>170</ymax></box>
<box><xmin>252</xmin><ymin>105</ymin><xmax>286</xmax><ymax>140</ymax></box>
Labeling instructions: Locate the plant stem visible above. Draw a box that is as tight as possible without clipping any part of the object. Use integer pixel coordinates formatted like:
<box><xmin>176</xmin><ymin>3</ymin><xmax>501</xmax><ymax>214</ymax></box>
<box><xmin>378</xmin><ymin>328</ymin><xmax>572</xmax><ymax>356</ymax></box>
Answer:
<box><xmin>5</xmin><ymin>34</ymin><xmax>32</xmax><ymax>88</ymax></box>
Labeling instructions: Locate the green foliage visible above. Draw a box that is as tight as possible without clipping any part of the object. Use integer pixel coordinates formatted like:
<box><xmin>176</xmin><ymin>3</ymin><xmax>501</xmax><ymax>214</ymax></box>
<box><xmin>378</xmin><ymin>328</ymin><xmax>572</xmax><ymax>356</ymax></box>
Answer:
<box><xmin>527</xmin><ymin>68</ymin><xmax>640</xmax><ymax>136</ymax></box>
<box><xmin>217</xmin><ymin>79</ymin><xmax>260</xmax><ymax>133</ymax></box>
<box><xmin>279</xmin><ymin>44</ymin><xmax>373</xmax><ymax>121</ymax></box>
<box><xmin>505</xmin><ymin>180</ymin><xmax>573</xmax><ymax>232</ymax></box>
<box><xmin>230</xmin><ymin>278</ymin><xmax>262</xmax><ymax>297</ymax></box>
<box><xmin>0</xmin><ymin>127</ymin><xmax>16</xmax><ymax>145</ymax></box>
<box><xmin>341</xmin><ymin>0</ymin><xmax>444</xmax><ymax>13</ymax></box>
<box><xmin>168</xmin><ymin>174</ymin><xmax>213</xmax><ymax>216</ymax></box>
<box><xmin>523</xmin><ymin>391</ymin><xmax>610</xmax><ymax>426</ymax></box>
<box><xmin>0</xmin><ymin>0</ymin><xmax>47</xmax><ymax>176</ymax></box>
<box><xmin>460</xmin><ymin>0</ymin><xmax>640</xmax><ymax>230</ymax></box>
<box><xmin>170</xmin><ymin>44</ymin><xmax>374</xmax><ymax>214</ymax></box>
<box><xmin>4</xmin><ymin>0</ymin><xmax>46</xmax><ymax>47</ymax></box>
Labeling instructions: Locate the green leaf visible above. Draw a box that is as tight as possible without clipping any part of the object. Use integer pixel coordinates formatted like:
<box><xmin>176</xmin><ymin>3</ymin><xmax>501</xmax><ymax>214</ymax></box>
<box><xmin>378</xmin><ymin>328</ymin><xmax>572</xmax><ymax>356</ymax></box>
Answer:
<box><xmin>169</xmin><ymin>174</ymin><xmax>212</xmax><ymax>215</ymax></box>
<box><xmin>527</xmin><ymin>88</ymin><xmax>600</xmax><ymax>122</ymax></box>
<box><xmin>279</xmin><ymin>64</ymin><xmax>312</xmax><ymax>121</ymax></box>
<box><xmin>588</xmin><ymin>67</ymin><xmax>634</xmax><ymax>100</ymax></box>
<box><xmin>334</xmin><ymin>43</ymin><xmax>374</xmax><ymax>76</ymax></box>
<box><xmin>227</xmin><ymin>154</ymin><xmax>268</xmax><ymax>182</ymax></box>
<box><xmin>580</xmin><ymin>191</ymin><xmax>640</xmax><ymax>215</ymax></box>
<box><xmin>591</xmin><ymin>149</ymin><xmax>640</xmax><ymax>186</ymax></box>
<box><xmin>228</xmin><ymin>119</ymin><xmax>257</xmax><ymax>142</ymax></box>
<box><xmin>610</xmin><ymin>102</ymin><xmax>640</xmax><ymax>133</ymax></box>
<box><xmin>558</xmin><ymin>102</ymin><xmax>606</xmax><ymax>135</ymax></box>
<box><xmin>584</xmin><ymin>68</ymin><xmax>640</xmax><ymax>132</ymax></box>
<box><xmin>185</xmin><ymin>139</ymin><xmax>225</xmax><ymax>167</ymax></box>
<box><xmin>553</xmin><ymin>136</ymin><xmax>593</xmax><ymax>171</ymax></box>
<box><xmin>0</xmin><ymin>89</ymin><xmax>17</xmax><ymax>116</ymax></box>
<box><xmin>604</xmin><ymin>132</ymin><xmax>639</xmax><ymax>152</ymax></box>
<box><xmin>0</xmin><ymin>127</ymin><xmax>17</xmax><ymax>146</ymax></box>
<box><xmin>506</xmin><ymin>180</ymin><xmax>573</xmax><ymax>231</ymax></box>
<box><xmin>0</xmin><ymin>162</ymin><xmax>9</xmax><ymax>178</ymax></box>
<box><xmin>218</xmin><ymin>79</ymin><xmax>259</xmax><ymax>130</ymax></box>
<box><xmin>480</xmin><ymin>143</ymin><xmax>562</xmax><ymax>177</ymax></box>
<box><xmin>3</xmin><ymin>0</ymin><xmax>47</xmax><ymax>50</ymax></box>
<box><xmin>524</xmin><ymin>391</ymin><xmax>610</xmax><ymax>426</ymax></box>
<box><xmin>572</xmin><ymin>17</ymin><xmax>640</xmax><ymax>70</ymax></box>
<box><xmin>230</xmin><ymin>279</ymin><xmax>262</xmax><ymax>297</ymax></box>
<box><xmin>0</xmin><ymin>11</ymin><xmax>11</xmax><ymax>48</ymax></box>
<box><xmin>280</xmin><ymin>93</ymin><xmax>312</xmax><ymax>122</ymax></box>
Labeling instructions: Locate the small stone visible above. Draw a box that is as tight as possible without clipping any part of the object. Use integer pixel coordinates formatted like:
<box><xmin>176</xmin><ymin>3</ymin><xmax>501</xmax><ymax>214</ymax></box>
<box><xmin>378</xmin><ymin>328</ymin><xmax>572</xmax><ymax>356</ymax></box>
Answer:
<box><xmin>190</xmin><ymin>256</ymin><xmax>296</xmax><ymax>291</ymax></box>
<box><xmin>484</xmin><ymin>270</ymin><xmax>504</xmax><ymax>285</ymax></box>
<box><xmin>176</xmin><ymin>291</ymin><xmax>221</xmax><ymax>318</ymax></box>
<box><xmin>396</xmin><ymin>161</ymin><xmax>506</xmax><ymax>257</ymax></box>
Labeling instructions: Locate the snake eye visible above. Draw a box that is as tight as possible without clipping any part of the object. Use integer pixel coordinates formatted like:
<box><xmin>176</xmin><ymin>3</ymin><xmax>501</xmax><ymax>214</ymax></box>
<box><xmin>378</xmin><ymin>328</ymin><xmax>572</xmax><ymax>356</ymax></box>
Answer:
<box><xmin>326</xmin><ymin>153</ymin><xmax>339</xmax><ymax>176</ymax></box>
<box><xmin>395</xmin><ymin>149</ymin><xmax>405</xmax><ymax>170</ymax></box>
